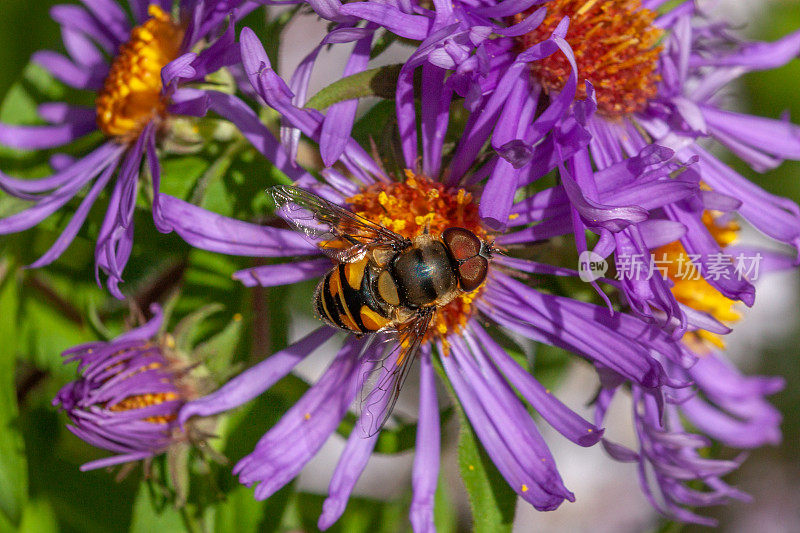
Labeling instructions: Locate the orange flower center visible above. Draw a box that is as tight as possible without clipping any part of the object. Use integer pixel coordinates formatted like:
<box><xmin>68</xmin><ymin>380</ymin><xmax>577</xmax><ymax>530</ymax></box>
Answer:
<box><xmin>346</xmin><ymin>171</ymin><xmax>488</xmax><ymax>345</ymax></box>
<box><xmin>104</xmin><ymin>339</ymin><xmax>184</xmax><ymax>424</ymax></box>
<box><xmin>515</xmin><ymin>0</ymin><xmax>663</xmax><ymax>119</ymax></box>
<box><xmin>96</xmin><ymin>5</ymin><xmax>184</xmax><ymax>140</ymax></box>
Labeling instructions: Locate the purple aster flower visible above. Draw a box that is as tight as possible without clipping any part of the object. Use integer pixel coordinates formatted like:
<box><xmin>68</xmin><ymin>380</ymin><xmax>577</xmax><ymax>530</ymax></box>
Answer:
<box><xmin>333</xmin><ymin>0</ymin><xmax>800</xmax><ymax>336</ymax></box>
<box><xmin>53</xmin><ymin>304</ymin><xmax>207</xmax><ymax>471</ymax></box>
<box><xmin>0</xmin><ymin>0</ymin><xmax>260</xmax><ymax>298</ymax></box>
<box><xmin>171</xmin><ymin>27</ymin><xmax>701</xmax><ymax>530</ymax></box>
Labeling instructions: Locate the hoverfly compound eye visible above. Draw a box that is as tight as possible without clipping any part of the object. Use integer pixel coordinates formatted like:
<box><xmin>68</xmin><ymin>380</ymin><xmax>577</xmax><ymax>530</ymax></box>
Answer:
<box><xmin>458</xmin><ymin>257</ymin><xmax>488</xmax><ymax>292</ymax></box>
<box><xmin>442</xmin><ymin>227</ymin><xmax>481</xmax><ymax>261</ymax></box>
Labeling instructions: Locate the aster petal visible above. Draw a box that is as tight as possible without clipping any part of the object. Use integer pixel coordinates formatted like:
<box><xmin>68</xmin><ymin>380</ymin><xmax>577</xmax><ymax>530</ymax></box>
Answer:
<box><xmin>442</xmin><ymin>345</ymin><xmax>568</xmax><ymax>511</ymax></box>
<box><xmin>62</xmin><ymin>26</ymin><xmax>106</xmax><ymax>68</ymax></box>
<box><xmin>470</xmin><ymin>324</ymin><xmax>603</xmax><ymax>446</ymax></box>
<box><xmin>457</xmin><ymin>335</ymin><xmax>574</xmax><ymax>500</ymax></box>
<box><xmin>239</xmin><ymin>29</ymin><xmax>386</xmax><ymax>181</ymax></box>
<box><xmin>681</xmin><ymin>396</ymin><xmax>781</xmax><ymax>448</ymax></box>
<box><xmin>305</xmin><ymin>0</ymin><xmax>359</xmax><ymax>23</ymax></box>
<box><xmin>33</xmin><ymin>50</ymin><xmax>107</xmax><ymax>90</ymax></box>
<box><xmin>178</xmin><ymin>328</ymin><xmax>335</xmax><ymax>424</ymax></box>
<box><xmin>338</xmin><ymin>3</ymin><xmax>432</xmax><ymax>40</ymax></box>
<box><xmin>79</xmin><ymin>0</ymin><xmax>131</xmax><ymax>43</ymax></box>
<box><xmin>234</xmin><ymin>339</ymin><xmax>367</xmax><ymax>500</ymax></box>
<box><xmin>560</xmin><ymin>149</ymin><xmax>648</xmax><ymax>232</ymax></box>
<box><xmin>420</xmin><ymin>64</ymin><xmax>452</xmax><ymax>177</ymax></box>
<box><xmin>320</xmin><ymin>29</ymin><xmax>374</xmax><ymax>167</ymax></box>
<box><xmin>184</xmin><ymin>20</ymin><xmax>241</xmax><ymax>83</ymax></box>
<box><xmin>51</xmin><ymin>4</ymin><xmax>118</xmax><ymax>52</ymax></box>
<box><xmin>483</xmin><ymin>275</ymin><xmax>667</xmax><ymax>388</ymax></box>
<box><xmin>470</xmin><ymin>0</ymin><xmax>546</xmax><ymax>17</ymax></box>
<box><xmin>318</xmin><ymin>425</ymin><xmax>379</xmax><ymax>530</ymax></box>
<box><xmin>702</xmin><ymin>105</ymin><xmax>800</xmax><ymax>171</ymax></box>
<box><xmin>196</xmin><ymin>89</ymin><xmax>312</xmax><ymax>183</ymax></box>
<box><xmin>157</xmin><ymin>193</ymin><xmax>316</xmax><ymax>257</ymax></box>
<box><xmin>664</xmin><ymin>201</ymin><xmax>756</xmax><ymax>305</ymax></box>
<box><xmin>27</xmin><ymin>157</ymin><xmax>117</xmax><ymax>268</ymax></box>
<box><xmin>0</xmin><ymin>111</ymin><xmax>97</xmax><ymax>150</ymax></box>
<box><xmin>681</xmin><ymin>145</ymin><xmax>800</xmax><ymax>256</ymax></box>
<box><xmin>637</xmin><ymin>219</ymin><xmax>687</xmax><ymax>249</ymax></box>
<box><xmin>480</xmin><ymin>159</ymin><xmax>521</xmax><ymax>230</ymax></box>
<box><xmin>689</xmin><ymin>29</ymin><xmax>800</xmax><ymax>70</ymax></box>
<box><xmin>117</xmin><ymin>304</ymin><xmax>164</xmax><ymax>343</ymax></box>
<box><xmin>0</xmin><ymin>155</ymin><xmax>111</xmax><ymax>235</ymax></box>
<box><xmin>79</xmin><ymin>451</ymin><xmax>154</xmax><ymax>471</ymax></box>
<box><xmin>497</xmin><ymin>216</ymin><xmax>573</xmax><ymax>244</ymax></box>
<box><xmin>409</xmin><ymin>349</ymin><xmax>439</xmax><ymax>533</ymax></box>
<box><xmin>319</xmin><ymin>346</ymin><xmax>401</xmax><ymax>529</ymax></box>
<box><xmin>233</xmin><ymin>258</ymin><xmax>330</xmax><ymax>288</ymax></box>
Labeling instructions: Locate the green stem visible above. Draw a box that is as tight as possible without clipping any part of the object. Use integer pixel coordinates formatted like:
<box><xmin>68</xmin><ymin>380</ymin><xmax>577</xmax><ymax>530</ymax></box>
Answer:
<box><xmin>304</xmin><ymin>64</ymin><xmax>403</xmax><ymax>111</ymax></box>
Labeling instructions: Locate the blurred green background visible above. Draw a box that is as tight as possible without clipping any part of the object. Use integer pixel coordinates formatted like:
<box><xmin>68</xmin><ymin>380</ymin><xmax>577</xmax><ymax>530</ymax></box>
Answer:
<box><xmin>0</xmin><ymin>1</ymin><xmax>798</xmax><ymax>532</ymax></box>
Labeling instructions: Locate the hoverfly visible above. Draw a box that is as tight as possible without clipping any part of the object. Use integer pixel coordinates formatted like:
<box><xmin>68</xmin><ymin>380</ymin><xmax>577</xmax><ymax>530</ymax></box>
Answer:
<box><xmin>271</xmin><ymin>185</ymin><xmax>496</xmax><ymax>435</ymax></box>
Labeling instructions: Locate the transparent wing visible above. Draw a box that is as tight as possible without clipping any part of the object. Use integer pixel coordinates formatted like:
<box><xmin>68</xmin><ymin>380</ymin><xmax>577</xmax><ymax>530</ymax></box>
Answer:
<box><xmin>270</xmin><ymin>185</ymin><xmax>409</xmax><ymax>262</ymax></box>
<box><xmin>358</xmin><ymin>308</ymin><xmax>435</xmax><ymax>437</ymax></box>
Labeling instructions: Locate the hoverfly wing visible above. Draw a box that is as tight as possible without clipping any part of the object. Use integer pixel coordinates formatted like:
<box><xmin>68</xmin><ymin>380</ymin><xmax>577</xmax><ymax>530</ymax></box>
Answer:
<box><xmin>270</xmin><ymin>185</ymin><xmax>408</xmax><ymax>263</ymax></box>
<box><xmin>357</xmin><ymin>308</ymin><xmax>435</xmax><ymax>437</ymax></box>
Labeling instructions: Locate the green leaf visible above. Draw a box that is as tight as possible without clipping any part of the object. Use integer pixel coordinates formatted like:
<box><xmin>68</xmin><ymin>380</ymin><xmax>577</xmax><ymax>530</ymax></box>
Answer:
<box><xmin>456</xmin><ymin>421</ymin><xmax>517</xmax><ymax>533</ymax></box>
<box><xmin>129</xmin><ymin>484</ymin><xmax>185</xmax><ymax>533</ymax></box>
<box><xmin>0</xmin><ymin>263</ymin><xmax>28</xmax><ymax>527</ymax></box>
<box><xmin>305</xmin><ymin>65</ymin><xmax>403</xmax><ymax>111</ymax></box>
<box><xmin>18</xmin><ymin>498</ymin><xmax>58</xmax><ymax>533</ymax></box>
<box><xmin>434</xmin><ymin>358</ymin><xmax>516</xmax><ymax>532</ymax></box>
<box><xmin>213</xmin><ymin>485</ymin><xmax>268</xmax><ymax>533</ymax></box>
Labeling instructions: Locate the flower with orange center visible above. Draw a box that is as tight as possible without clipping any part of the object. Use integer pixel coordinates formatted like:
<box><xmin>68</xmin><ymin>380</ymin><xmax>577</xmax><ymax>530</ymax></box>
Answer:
<box><xmin>514</xmin><ymin>0</ymin><xmax>663</xmax><ymax>118</ymax></box>
<box><xmin>53</xmin><ymin>306</ymin><xmax>225</xmax><ymax>471</ymax></box>
<box><xmin>0</xmin><ymin>0</ymin><xmax>253</xmax><ymax>298</ymax></box>
<box><xmin>96</xmin><ymin>5</ymin><xmax>185</xmax><ymax>140</ymax></box>
<box><xmin>346</xmin><ymin>170</ymin><xmax>489</xmax><ymax>345</ymax></box>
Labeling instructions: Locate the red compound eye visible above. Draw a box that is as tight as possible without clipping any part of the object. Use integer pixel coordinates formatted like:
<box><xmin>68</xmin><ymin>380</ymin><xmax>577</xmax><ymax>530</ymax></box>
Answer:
<box><xmin>458</xmin><ymin>257</ymin><xmax>488</xmax><ymax>292</ymax></box>
<box><xmin>442</xmin><ymin>227</ymin><xmax>481</xmax><ymax>261</ymax></box>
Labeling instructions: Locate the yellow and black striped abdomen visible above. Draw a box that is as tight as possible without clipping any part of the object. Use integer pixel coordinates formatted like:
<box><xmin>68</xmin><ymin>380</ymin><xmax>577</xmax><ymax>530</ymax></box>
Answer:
<box><xmin>314</xmin><ymin>258</ymin><xmax>393</xmax><ymax>334</ymax></box>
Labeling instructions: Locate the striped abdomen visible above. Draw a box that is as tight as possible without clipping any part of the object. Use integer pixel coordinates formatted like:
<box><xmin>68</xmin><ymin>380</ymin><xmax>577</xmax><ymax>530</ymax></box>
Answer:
<box><xmin>314</xmin><ymin>258</ymin><xmax>394</xmax><ymax>334</ymax></box>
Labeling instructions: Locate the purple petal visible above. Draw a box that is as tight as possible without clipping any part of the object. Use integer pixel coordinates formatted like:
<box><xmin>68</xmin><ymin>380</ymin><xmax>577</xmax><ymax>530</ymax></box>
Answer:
<box><xmin>339</xmin><ymin>3</ymin><xmax>432</xmax><ymax>40</ymax></box>
<box><xmin>320</xmin><ymin>29</ymin><xmax>374</xmax><ymax>167</ymax></box>
<box><xmin>179</xmin><ymin>328</ymin><xmax>336</xmax><ymax>425</ymax></box>
<box><xmin>233</xmin><ymin>258</ymin><xmax>331</xmax><ymax>288</ymax></box>
<box><xmin>234</xmin><ymin>338</ymin><xmax>368</xmax><ymax>500</ymax></box>
<box><xmin>33</xmin><ymin>50</ymin><xmax>107</xmax><ymax>90</ymax></box>
<box><xmin>0</xmin><ymin>114</ymin><xmax>97</xmax><ymax>150</ymax></box>
<box><xmin>409</xmin><ymin>349</ymin><xmax>439</xmax><ymax>533</ymax></box>
<box><xmin>51</xmin><ymin>4</ymin><xmax>117</xmax><ymax>52</ymax></box>
<box><xmin>469</xmin><ymin>323</ymin><xmax>603</xmax><ymax>447</ymax></box>
<box><xmin>27</xmin><ymin>157</ymin><xmax>117</xmax><ymax>268</ymax></box>
<box><xmin>157</xmin><ymin>193</ymin><xmax>317</xmax><ymax>257</ymax></box>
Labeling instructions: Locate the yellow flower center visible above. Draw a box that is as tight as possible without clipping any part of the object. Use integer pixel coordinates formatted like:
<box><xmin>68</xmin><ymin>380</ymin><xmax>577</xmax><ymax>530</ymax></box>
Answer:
<box><xmin>96</xmin><ymin>5</ymin><xmax>184</xmax><ymax>140</ymax></box>
<box><xmin>654</xmin><ymin>212</ymin><xmax>741</xmax><ymax>349</ymax></box>
<box><xmin>346</xmin><ymin>171</ymin><xmax>488</xmax><ymax>346</ymax></box>
<box><xmin>514</xmin><ymin>0</ymin><xmax>663</xmax><ymax>119</ymax></box>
